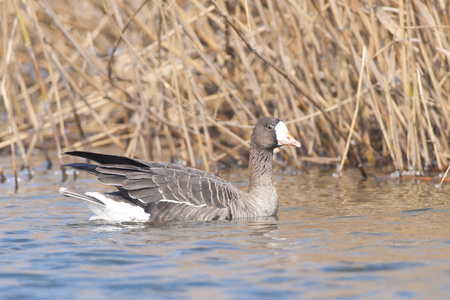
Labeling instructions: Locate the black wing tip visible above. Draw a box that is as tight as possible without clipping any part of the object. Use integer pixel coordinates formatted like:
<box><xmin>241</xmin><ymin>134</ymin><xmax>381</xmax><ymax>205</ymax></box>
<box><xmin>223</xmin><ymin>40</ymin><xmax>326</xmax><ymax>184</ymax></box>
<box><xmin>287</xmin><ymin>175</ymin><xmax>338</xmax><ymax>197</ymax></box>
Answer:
<box><xmin>64</xmin><ymin>151</ymin><xmax>111</xmax><ymax>165</ymax></box>
<box><xmin>63</xmin><ymin>151</ymin><xmax>149</xmax><ymax>168</ymax></box>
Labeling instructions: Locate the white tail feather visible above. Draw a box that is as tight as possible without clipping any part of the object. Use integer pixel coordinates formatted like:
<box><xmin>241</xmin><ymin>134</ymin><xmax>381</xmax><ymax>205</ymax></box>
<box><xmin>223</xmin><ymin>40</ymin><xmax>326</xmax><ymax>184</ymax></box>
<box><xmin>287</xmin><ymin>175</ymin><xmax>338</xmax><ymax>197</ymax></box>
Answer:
<box><xmin>59</xmin><ymin>188</ymin><xmax>150</xmax><ymax>222</ymax></box>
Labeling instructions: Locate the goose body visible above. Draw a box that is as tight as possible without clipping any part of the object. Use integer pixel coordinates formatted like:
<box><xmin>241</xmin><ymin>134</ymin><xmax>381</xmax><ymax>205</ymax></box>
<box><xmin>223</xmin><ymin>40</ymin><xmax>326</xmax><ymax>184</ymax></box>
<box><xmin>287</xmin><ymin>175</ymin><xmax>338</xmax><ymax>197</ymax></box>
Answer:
<box><xmin>60</xmin><ymin>117</ymin><xmax>300</xmax><ymax>222</ymax></box>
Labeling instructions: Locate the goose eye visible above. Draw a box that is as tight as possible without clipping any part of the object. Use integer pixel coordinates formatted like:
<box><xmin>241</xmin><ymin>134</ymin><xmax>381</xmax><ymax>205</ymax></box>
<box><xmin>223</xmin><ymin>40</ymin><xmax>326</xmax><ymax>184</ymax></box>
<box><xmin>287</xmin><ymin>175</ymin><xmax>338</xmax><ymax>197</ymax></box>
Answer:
<box><xmin>267</xmin><ymin>124</ymin><xmax>274</xmax><ymax>130</ymax></box>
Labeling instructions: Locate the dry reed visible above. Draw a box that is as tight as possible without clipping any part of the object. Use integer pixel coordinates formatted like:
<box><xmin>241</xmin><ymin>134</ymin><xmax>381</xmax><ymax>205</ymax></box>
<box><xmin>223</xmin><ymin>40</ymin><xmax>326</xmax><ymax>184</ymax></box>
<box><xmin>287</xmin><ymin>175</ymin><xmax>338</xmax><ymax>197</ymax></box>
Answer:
<box><xmin>1</xmin><ymin>0</ymin><xmax>449</xmax><ymax>188</ymax></box>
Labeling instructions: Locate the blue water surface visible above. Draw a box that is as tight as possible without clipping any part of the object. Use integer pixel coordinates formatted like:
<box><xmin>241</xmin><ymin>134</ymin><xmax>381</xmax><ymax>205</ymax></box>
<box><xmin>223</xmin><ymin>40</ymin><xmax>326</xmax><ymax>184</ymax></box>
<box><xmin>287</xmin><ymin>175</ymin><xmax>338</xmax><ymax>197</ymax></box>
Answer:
<box><xmin>1</xmin><ymin>159</ymin><xmax>449</xmax><ymax>300</ymax></box>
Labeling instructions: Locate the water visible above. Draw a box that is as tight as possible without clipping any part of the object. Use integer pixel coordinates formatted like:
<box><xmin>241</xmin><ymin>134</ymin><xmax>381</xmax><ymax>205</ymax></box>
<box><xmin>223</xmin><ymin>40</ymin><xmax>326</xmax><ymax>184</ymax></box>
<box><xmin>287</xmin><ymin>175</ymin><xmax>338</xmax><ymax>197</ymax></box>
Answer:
<box><xmin>1</xmin><ymin>157</ymin><xmax>449</xmax><ymax>300</ymax></box>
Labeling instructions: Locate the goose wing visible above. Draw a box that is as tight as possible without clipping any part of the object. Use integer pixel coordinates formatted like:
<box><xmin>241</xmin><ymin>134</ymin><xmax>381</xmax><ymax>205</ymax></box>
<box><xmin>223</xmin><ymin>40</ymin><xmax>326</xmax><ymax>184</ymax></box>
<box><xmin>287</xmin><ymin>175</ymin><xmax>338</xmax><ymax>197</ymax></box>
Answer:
<box><xmin>64</xmin><ymin>151</ymin><xmax>242</xmax><ymax>210</ymax></box>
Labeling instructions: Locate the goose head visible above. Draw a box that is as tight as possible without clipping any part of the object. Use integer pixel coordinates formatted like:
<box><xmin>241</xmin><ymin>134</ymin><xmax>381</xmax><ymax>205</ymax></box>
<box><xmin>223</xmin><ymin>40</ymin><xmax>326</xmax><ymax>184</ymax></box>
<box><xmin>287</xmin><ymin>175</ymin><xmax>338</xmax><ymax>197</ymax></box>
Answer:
<box><xmin>251</xmin><ymin>117</ymin><xmax>301</xmax><ymax>150</ymax></box>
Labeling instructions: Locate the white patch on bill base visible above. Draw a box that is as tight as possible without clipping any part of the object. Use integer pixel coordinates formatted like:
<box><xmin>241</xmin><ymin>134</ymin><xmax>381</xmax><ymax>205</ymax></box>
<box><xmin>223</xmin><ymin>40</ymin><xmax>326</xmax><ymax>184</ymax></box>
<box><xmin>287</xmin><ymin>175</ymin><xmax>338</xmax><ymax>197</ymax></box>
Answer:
<box><xmin>275</xmin><ymin>121</ymin><xmax>289</xmax><ymax>146</ymax></box>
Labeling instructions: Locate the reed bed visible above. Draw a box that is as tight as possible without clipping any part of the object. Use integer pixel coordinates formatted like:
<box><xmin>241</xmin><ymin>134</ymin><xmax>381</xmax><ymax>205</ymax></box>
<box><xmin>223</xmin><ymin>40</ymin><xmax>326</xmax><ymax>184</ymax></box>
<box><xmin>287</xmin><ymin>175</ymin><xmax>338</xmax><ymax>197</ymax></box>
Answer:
<box><xmin>1</xmin><ymin>0</ymin><xmax>450</xmax><ymax>188</ymax></box>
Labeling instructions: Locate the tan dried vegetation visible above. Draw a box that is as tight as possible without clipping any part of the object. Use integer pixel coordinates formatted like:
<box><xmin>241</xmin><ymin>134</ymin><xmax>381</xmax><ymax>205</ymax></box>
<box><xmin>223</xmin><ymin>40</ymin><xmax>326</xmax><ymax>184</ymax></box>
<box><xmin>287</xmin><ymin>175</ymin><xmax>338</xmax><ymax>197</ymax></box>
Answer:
<box><xmin>1</xmin><ymin>0</ymin><xmax>449</xmax><ymax>187</ymax></box>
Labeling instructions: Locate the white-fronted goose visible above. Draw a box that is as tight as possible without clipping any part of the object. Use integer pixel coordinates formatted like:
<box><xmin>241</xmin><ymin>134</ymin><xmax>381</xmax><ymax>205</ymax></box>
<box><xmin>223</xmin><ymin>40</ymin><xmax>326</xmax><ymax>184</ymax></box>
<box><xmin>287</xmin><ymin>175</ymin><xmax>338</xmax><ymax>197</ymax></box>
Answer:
<box><xmin>59</xmin><ymin>117</ymin><xmax>301</xmax><ymax>222</ymax></box>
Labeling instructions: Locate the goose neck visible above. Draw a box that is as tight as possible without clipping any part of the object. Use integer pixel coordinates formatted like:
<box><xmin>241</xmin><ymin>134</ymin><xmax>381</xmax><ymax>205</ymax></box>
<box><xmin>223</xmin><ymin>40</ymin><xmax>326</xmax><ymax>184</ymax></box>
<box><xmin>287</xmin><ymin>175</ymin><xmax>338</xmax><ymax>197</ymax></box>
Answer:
<box><xmin>248</xmin><ymin>145</ymin><xmax>274</xmax><ymax>192</ymax></box>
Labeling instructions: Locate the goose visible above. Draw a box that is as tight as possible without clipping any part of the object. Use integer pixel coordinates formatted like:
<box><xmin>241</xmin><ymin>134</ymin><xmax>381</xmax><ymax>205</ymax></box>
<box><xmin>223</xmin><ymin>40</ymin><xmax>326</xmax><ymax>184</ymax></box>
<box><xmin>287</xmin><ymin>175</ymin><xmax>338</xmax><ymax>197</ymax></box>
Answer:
<box><xmin>59</xmin><ymin>117</ymin><xmax>301</xmax><ymax>222</ymax></box>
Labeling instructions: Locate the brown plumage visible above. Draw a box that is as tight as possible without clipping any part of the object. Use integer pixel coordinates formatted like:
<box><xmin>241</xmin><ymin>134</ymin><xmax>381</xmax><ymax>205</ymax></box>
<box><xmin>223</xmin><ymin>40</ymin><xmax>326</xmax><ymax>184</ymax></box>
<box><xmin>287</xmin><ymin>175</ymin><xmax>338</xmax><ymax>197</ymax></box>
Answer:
<box><xmin>60</xmin><ymin>117</ymin><xmax>300</xmax><ymax>222</ymax></box>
